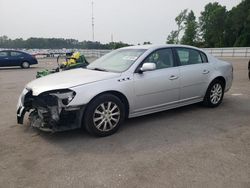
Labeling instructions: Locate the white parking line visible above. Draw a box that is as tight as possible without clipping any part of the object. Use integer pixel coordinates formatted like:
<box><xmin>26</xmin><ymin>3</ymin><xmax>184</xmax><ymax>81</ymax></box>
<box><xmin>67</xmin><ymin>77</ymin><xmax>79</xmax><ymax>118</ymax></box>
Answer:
<box><xmin>231</xmin><ymin>93</ymin><xmax>243</xmax><ymax>96</ymax></box>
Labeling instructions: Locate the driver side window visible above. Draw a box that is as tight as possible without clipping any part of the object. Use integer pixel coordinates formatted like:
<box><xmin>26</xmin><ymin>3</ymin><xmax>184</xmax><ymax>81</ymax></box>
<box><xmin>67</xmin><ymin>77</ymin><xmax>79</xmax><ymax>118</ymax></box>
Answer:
<box><xmin>0</xmin><ymin>51</ymin><xmax>8</xmax><ymax>57</ymax></box>
<box><xmin>144</xmin><ymin>48</ymin><xmax>174</xmax><ymax>70</ymax></box>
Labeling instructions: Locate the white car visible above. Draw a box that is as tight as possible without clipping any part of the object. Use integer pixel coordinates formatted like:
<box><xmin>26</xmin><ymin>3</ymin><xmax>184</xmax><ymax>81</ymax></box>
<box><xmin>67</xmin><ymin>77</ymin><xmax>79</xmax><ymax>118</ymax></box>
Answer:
<box><xmin>17</xmin><ymin>45</ymin><xmax>233</xmax><ymax>137</ymax></box>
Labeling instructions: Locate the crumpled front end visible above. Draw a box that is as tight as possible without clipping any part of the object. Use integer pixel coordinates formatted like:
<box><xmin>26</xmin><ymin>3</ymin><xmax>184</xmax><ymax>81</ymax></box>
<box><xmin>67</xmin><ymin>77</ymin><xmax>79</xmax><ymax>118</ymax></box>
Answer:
<box><xmin>17</xmin><ymin>88</ymin><xmax>84</xmax><ymax>132</ymax></box>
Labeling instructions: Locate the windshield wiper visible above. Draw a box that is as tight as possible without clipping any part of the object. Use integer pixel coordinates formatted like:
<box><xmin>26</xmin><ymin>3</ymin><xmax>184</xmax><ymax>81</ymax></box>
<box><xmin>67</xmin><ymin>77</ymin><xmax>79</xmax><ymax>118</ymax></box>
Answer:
<box><xmin>89</xmin><ymin>67</ymin><xmax>108</xmax><ymax>72</ymax></box>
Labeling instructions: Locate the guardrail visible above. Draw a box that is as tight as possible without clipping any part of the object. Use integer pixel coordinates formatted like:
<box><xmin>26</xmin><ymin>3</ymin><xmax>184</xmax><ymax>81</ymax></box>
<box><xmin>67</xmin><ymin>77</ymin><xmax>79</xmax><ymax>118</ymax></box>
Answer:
<box><xmin>81</xmin><ymin>48</ymin><xmax>250</xmax><ymax>58</ymax></box>
<box><xmin>202</xmin><ymin>47</ymin><xmax>250</xmax><ymax>58</ymax></box>
<box><xmin>1</xmin><ymin>47</ymin><xmax>250</xmax><ymax>58</ymax></box>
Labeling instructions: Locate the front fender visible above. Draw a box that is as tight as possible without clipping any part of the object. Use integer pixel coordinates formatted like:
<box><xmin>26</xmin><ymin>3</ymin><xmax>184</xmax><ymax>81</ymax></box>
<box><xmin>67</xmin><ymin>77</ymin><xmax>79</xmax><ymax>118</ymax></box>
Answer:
<box><xmin>69</xmin><ymin>78</ymin><xmax>134</xmax><ymax>110</ymax></box>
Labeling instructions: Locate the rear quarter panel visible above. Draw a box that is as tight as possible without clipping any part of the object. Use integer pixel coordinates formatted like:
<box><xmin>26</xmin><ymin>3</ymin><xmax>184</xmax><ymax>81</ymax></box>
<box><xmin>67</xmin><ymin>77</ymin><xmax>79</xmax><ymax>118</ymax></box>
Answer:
<box><xmin>207</xmin><ymin>54</ymin><xmax>233</xmax><ymax>92</ymax></box>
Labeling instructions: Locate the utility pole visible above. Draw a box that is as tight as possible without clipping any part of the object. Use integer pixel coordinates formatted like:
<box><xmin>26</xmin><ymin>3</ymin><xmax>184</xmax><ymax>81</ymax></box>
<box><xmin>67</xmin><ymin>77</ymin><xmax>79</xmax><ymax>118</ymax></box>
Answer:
<box><xmin>111</xmin><ymin>33</ymin><xmax>113</xmax><ymax>43</ymax></box>
<box><xmin>91</xmin><ymin>1</ymin><xmax>95</xmax><ymax>42</ymax></box>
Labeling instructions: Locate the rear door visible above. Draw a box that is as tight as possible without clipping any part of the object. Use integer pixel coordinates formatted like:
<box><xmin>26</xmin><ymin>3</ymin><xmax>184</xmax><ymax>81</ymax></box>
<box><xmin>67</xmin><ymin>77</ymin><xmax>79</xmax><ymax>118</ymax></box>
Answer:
<box><xmin>9</xmin><ymin>51</ymin><xmax>24</xmax><ymax>66</ymax></box>
<box><xmin>174</xmin><ymin>47</ymin><xmax>212</xmax><ymax>101</ymax></box>
<box><xmin>0</xmin><ymin>51</ymin><xmax>9</xmax><ymax>66</ymax></box>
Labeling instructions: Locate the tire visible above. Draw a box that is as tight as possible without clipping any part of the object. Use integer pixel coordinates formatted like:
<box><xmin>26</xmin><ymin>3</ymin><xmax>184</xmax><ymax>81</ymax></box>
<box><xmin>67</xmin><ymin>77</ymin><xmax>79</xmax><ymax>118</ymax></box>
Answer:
<box><xmin>203</xmin><ymin>79</ymin><xmax>225</xmax><ymax>107</ymax></box>
<box><xmin>21</xmin><ymin>61</ymin><xmax>30</xmax><ymax>69</ymax></box>
<box><xmin>83</xmin><ymin>94</ymin><xmax>125</xmax><ymax>137</ymax></box>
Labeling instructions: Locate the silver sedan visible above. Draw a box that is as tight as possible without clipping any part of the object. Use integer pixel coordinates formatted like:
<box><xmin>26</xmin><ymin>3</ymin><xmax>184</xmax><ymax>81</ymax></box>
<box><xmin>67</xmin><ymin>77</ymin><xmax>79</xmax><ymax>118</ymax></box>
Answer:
<box><xmin>17</xmin><ymin>45</ymin><xmax>233</xmax><ymax>137</ymax></box>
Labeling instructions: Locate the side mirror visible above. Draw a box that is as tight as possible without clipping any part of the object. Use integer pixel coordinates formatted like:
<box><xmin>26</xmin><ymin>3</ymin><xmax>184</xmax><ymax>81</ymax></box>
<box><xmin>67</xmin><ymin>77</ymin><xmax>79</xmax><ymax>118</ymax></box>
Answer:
<box><xmin>140</xmin><ymin>62</ymin><xmax>156</xmax><ymax>73</ymax></box>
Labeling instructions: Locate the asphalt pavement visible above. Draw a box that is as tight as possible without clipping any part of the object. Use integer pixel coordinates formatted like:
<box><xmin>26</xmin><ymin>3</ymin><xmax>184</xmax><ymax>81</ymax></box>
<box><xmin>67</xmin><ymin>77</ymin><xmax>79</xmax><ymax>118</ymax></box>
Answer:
<box><xmin>0</xmin><ymin>57</ymin><xmax>249</xmax><ymax>188</ymax></box>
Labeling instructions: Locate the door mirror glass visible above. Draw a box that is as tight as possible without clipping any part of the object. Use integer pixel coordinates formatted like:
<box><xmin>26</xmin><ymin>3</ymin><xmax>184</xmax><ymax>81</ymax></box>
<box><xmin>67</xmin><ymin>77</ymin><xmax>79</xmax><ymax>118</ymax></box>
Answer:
<box><xmin>140</xmin><ymin>62</ymin><xmax>156</xmax><ymax>72</ymax></box>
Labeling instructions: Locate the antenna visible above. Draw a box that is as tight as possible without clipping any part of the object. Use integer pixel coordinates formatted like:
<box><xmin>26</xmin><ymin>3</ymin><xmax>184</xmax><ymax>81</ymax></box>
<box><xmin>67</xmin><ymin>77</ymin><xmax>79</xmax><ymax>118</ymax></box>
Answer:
<box><xmin>91</xmin><ymin>1</ymin><xmax>95</xmax><ymax>42</ymax></box>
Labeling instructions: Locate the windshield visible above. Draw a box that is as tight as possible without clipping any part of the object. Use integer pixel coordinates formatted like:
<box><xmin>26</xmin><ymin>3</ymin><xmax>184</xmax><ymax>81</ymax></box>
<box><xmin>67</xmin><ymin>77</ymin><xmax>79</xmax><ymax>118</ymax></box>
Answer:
<box><xmin>87</xmin><ymin>49</ymin><xmax>146</xmax><ymax>72</ymax></box>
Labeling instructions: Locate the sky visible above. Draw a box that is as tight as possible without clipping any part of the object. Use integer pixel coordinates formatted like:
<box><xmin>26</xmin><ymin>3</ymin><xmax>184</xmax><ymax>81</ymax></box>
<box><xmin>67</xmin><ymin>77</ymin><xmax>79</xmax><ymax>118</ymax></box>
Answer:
<box><xmin>0</xmin><ymin>0</ymin><xmax>241</xmax><ymax>45</ymax></box>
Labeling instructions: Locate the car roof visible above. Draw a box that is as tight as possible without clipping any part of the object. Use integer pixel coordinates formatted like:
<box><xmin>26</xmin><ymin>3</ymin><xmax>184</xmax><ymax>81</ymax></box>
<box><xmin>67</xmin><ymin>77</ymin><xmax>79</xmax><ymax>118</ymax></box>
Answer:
<box><xmin>122</xmin><ymin>44</ymin><xmax>204</xmax><ymax>52</ymax></box>
<box><xmin>0</xmin><ymin>50</ymin><xmax>25</xmax><ymax>53</ymax></box>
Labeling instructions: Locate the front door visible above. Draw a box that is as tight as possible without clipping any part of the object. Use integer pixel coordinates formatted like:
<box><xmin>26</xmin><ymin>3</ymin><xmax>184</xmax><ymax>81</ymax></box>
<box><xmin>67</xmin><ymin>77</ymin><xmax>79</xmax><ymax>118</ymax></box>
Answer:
<box><xmin>133</xmin><ymin>48</ymin><xmax>180</xmax><ymax>112</ymax></box>
<box><xmin>0</xmin><ymin>51</ymin><xmax>9</xmax><ymax>66</ymax></box>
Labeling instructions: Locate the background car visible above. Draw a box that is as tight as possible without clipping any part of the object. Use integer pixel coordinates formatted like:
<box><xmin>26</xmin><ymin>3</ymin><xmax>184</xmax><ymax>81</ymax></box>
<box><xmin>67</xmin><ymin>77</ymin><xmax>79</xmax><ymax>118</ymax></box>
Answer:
<box><xmin>0</xmin><ymin>50</ymin><xmax>38</xmax><ymax>68</ymax></box>
<box><xmin>17</xmin><ymin>45</ymin><xmax>233</xmax><ymax>137</ymax></box>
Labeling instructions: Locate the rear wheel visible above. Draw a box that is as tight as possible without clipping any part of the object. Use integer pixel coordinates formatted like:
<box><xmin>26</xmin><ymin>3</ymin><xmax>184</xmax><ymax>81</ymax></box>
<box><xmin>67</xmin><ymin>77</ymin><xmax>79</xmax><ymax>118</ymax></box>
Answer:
<box><xmin>84</xmin><ymin>94</ymin><xmax>125</xmax><ymax>137</ymax></box>
<box><xmin>21</xmin><ymin>61</ymin><xmax>30</xmax><ymax>69</ymax></box>
<box><xmin>203</xmin><ymin>80</ymin><xmax>225</xmax><ymax>107</ymax></box>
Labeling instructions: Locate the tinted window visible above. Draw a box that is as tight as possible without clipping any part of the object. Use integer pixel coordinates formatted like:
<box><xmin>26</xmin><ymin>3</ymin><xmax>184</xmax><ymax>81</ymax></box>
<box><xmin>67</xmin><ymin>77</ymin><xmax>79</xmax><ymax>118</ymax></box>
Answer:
<box><xmin>144</xmin><ymin>48</ymin><xmax>174</xmax><ymax>70</ymax></box>
<box><xmin>11</xmin><ymin>51</ymin><xmax>22</xmax><ymax>57</ymax></box>
<box><xmin>200</xmin><ymin>52</ymin><xmax>208</xmax><ymax>63</ymax></box>
<box><xmin>0</xmin><ymin>51</ymin><xmax>8</xmax><ymax>57</ymax></box>
<box><xmin>176</xmin><ymin>48</ymin><xmax>202</xmax><ymax>66</ymax></box>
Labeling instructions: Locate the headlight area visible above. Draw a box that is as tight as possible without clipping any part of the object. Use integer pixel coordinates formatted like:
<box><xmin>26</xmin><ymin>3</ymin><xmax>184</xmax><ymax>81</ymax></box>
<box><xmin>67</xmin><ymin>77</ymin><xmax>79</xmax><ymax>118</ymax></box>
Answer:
<box><xmin>19</xmin><ymin>89</ymin><xmax>85</xmax><ymax>132</ymax></box>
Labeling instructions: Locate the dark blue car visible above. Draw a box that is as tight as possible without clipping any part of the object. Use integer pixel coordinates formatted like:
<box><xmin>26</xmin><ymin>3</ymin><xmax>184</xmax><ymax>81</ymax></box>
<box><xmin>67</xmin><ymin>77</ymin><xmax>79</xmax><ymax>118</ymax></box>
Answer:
<box><xmin>0</xmin><ymin>50</ymin><xmax>38</xmax><ymax>68</ymax></box>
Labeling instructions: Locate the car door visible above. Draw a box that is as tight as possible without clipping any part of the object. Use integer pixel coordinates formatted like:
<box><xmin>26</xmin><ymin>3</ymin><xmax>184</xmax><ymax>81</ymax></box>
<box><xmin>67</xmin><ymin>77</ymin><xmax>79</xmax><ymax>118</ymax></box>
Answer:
<box><xmin>9</xmin><ymin>51</ymin><xmax>23</xmax><ymax>66</ymax></box>
<box><xmin>174</xmin><ymin>47</ymin><xmax>212</xmax><ymax>101</ymax></box>
<box><xmin>133</xmin><ymin>48</ymin><xmax>180</xmax><ymax>112</ymax></box>
<box><xmin>0</xmin><ymin>51</ymin><xmax>10</xmax><ymax>66</ymax></box>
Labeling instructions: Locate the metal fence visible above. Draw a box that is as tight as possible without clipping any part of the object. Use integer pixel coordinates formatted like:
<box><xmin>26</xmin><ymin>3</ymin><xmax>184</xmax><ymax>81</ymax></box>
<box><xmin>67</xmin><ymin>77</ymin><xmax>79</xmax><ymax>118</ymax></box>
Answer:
<box><xmin>78</xmin><ymin>49</ymin><xmax>111</xmax><ymax>58</ymax></box>
<box><xmin>82</xmin><ymin>48</ymin><xmax>250</xmax><ymax>58</ymax></box>
<box><xmin>202</xmin><ymin>47</ymin><xmax>250</xmax><ymax>58</ymax></box>
<box><xmin>1</xmin><ymin>47</ymin><xmax>250</xmax><ymax>58</ymax></box>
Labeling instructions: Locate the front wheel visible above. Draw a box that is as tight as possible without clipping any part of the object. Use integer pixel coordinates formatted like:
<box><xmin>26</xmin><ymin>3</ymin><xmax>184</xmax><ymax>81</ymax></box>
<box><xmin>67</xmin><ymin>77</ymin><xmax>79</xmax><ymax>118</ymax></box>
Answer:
<box><xmin>83</xmin><ymin>94</ymin><xmax>125</xmax><ymax>137</ymax></box>
<box><xmin>203</xmin><ymin>80</ymin><xmax>225</xmax><ymax>107</ymax></box>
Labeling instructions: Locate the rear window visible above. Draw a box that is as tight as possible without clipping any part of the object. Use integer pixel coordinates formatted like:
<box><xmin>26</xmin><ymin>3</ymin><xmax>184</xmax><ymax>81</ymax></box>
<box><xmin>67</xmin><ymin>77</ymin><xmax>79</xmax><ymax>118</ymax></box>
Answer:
<box><xmin>176</xmin><ymin>48</ymin><xmax>203</xmax><ymax>66</ymax></box>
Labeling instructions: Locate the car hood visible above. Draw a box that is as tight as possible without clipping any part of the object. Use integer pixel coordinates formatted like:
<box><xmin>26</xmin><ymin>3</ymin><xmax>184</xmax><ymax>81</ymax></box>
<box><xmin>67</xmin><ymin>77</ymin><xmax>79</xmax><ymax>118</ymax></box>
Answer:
<box><xmin>26</xmin><ymin>68</ymin><xmax>121</xmax><ymax>96</ymax></box>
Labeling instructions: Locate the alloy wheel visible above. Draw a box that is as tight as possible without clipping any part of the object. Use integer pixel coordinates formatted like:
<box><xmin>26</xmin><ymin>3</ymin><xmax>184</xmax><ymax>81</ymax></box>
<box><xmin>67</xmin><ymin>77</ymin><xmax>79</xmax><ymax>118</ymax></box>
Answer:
<box><xmin>210</xmin><ymin>83</ymin><xmax>223</xmax><ymax>104</ymax></box>
<box><xmin>93</xmin><ymin>102</ymin><xmax>120</xmax><ymax>132</ymax></box>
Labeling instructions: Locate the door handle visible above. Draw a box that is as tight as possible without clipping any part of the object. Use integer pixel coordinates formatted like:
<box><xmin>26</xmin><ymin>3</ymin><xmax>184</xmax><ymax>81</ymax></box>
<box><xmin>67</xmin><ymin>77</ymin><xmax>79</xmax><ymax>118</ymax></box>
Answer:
<box><xmin>4</xmin><ymin>57</ymin><xmax>9</xmax><ymax>59</ymax></box>
<box><xmin>169</xmin><ymin>75</ymin><xmax>179</xmax><ymax>80</ymax></box>
<box><xmin>203</xmin><ymin>70</ymin><xmax>210</xmax><ymax>74</ymax></box>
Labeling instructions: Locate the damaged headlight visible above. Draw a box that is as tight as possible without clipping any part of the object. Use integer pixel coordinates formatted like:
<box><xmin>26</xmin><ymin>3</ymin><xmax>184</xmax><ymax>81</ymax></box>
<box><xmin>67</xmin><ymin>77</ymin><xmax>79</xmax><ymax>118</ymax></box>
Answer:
<box><xmin>50</xmin><ymin>89</ymin><xmax>76</xmax><ymax>105</ymax></box>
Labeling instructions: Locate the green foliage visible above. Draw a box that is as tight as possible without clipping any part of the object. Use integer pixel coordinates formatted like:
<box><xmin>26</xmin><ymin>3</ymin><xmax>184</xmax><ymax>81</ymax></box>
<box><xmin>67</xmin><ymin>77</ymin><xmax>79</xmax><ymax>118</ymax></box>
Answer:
<box><xmin>0</xmin><ymin>36</ymin><xmax>130</xmax><ymax>49</ymax></box>
<box><xmin>143</xmin><ymin>41</ymin><xmax>152</xmax><ymax>45</ymax></box>
<box><xmin>166</xmin><ymin>31</ymin><xmax>178</xmax><ymax>44</ymax></box>
<box><xmin>104</xmin><ymin>42</ymin><xmax>130</xmax><ymax>49</ymax></box>
<box><xmin>181</xmin><ymin>11</ymin><xmax>198</xmax><ymax>46</ymax></box>
<box><xmin>199</xmin><ymin>2</ymin><xmax>227</xmax><ymax>47</ymax></box>
<box><xmin>169</xmin><ymin>0</ymin><xmax>250</xmax><ymax>47</ymax></box>
<box><xmin>166</xmin><ymin>9</ymin><xmax>188</xmax><ymax>44</ymax></box>
<box><xmin>224</xmin><ymin>0</ymin><xmax>250</xmax><ymax>47</ymax></box>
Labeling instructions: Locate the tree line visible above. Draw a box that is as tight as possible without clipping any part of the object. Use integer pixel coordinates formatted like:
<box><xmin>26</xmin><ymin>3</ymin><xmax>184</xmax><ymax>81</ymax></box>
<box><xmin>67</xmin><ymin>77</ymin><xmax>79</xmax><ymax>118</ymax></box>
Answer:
<box><xmin>167</xmin><ymin>0</ymin><xmax>250</xmax><ymax>47</ymax></box>
<box><xmin>0</xmin><ymin>36</ymin><xmax>131</xmax><ymax>49</ymax></box>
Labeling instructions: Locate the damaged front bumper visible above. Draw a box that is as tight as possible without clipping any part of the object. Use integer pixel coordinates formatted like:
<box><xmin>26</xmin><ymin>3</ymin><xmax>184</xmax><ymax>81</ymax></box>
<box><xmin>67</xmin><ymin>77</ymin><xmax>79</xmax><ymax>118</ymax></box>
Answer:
<box><xmin>17</xmin><ymin>88</ymin><xmax>85</xmax><ymax>132</ymax></box>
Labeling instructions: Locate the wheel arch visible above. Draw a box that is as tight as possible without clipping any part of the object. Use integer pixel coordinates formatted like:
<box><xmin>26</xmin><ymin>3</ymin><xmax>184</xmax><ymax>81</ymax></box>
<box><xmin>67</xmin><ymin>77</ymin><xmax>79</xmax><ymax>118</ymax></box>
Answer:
<box><xmin>84</xmin><ymin>90</ymin><xmax>130</xmax><ymax>119</ymax></box>
<box><xmin>210</xmin><ymin>76</ymin><xmax>226</xmax><ymax>89</ymax></box>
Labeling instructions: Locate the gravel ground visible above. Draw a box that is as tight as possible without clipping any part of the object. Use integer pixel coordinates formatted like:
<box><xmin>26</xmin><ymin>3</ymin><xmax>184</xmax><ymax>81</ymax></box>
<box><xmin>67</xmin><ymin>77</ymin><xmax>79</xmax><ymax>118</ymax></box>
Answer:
<box><xmin>0</xmin><ymin>57</ymin><xmax>249</xmax><ymax>188</ymax></box>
